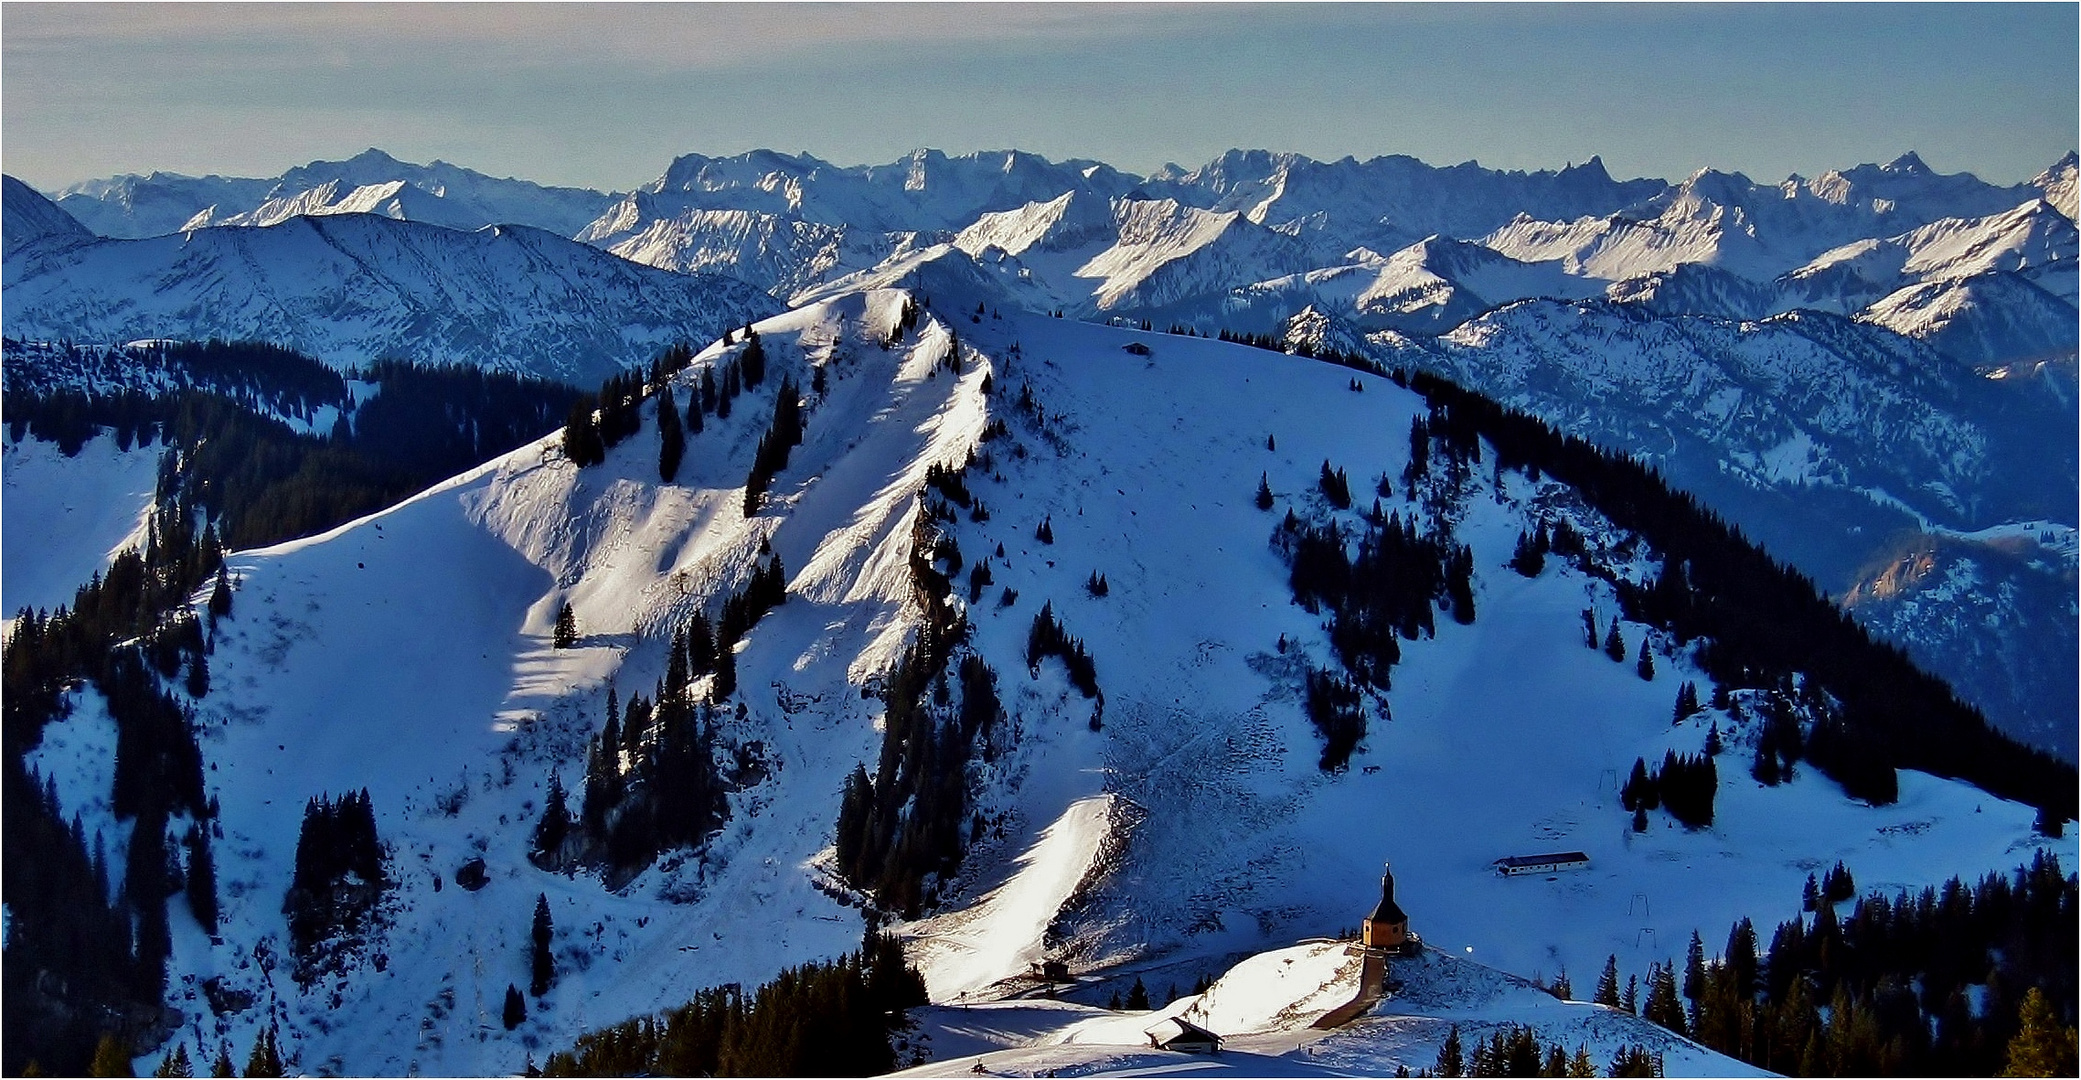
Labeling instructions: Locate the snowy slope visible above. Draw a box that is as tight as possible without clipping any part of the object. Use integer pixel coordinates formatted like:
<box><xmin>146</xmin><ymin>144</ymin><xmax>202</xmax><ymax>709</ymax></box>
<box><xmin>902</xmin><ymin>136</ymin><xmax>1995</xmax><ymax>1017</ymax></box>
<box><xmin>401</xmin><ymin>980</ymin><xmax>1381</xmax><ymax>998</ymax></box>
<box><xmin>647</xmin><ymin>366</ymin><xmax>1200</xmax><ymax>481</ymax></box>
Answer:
<box><xmin>899</xmin><ymin>945</ymin><xmax>1764</xmax><ymax>1078</ymax></box>
<box><xmin>0</xmin><ymin>430</ymin><xmax>161</xmax><ymax>620</ymax></box>
<box><xmin>54</xmin><ymin>149</ymin><xmax>615</xmax><ymax>239</ymax></box>
<box><xmin>25</xmin><ymin>295</ymin><xmax>2067</xmax><ymax>1079</ymax></box>
<box><xmin>3</xmin><ymin>176</ymin><xmax>98</xmax><ymax>261</ymax></box>
<box><xmin>2</xmin><ymin>214</ymin><xmax>776</xmax><ymax>385</ymax></box>
<box><xmin>1790</xmin><ymin>198</ymin><xmax>2079</xmax><ymax>306</ymax></box>
<box><xmin>2036</xmin><ymin>152</ymin><xmax>2079</xmax><ymax>222</ymax></box>
<box><xmin>601</xmin><ymin>206</ymin><xmax>905</xmax><ymax>299</ymax></box>
<box><xmin>1373</xmin><ymin>299</ymin><xmax>2076</xmax><ymax>751</ymax></box>
<box><xmin>46</xmin><ymin>291</ymin><xmax>986</xmax><ymax>1075</ymax></box>
<box><xmin>889</xmin><ymin>308</ymin><xmax>2071</xmax><ymax>1014</ymax></box>
<box><xmin>1858</xmin><ymin>272</ymin><xmax>2080</xmax><ymax>371</ymax></box>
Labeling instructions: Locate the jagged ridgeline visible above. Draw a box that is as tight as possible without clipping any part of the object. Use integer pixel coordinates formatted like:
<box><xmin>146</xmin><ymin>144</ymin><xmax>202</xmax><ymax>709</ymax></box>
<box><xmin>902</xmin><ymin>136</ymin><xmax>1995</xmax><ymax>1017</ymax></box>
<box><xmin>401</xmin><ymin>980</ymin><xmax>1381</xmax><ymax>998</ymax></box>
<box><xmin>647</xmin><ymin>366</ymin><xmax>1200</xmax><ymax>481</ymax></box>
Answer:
<box><xmin>1</xmin><ymin>338</ymin><xmax>586</xmax><ymax>550</ymax></box>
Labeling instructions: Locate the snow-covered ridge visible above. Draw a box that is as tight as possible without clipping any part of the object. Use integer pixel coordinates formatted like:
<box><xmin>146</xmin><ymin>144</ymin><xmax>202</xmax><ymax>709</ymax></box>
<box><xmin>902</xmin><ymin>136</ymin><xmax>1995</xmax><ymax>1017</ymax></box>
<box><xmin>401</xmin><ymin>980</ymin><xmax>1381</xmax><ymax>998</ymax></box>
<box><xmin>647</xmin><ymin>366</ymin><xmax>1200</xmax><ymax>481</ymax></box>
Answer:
<box><xmin>2</xmin><ymin>213</ymin><xmax>777</xmax><ymax>386</ymax></box>
<box><xmin>56</xmin><ymin>148</ymin><xmax>616</xmax><ymax>239</ymax></box>
<box><xmin>3</xmin><ymin>175</ymin><xmax>97</xmax><ymax>260</ymax></box>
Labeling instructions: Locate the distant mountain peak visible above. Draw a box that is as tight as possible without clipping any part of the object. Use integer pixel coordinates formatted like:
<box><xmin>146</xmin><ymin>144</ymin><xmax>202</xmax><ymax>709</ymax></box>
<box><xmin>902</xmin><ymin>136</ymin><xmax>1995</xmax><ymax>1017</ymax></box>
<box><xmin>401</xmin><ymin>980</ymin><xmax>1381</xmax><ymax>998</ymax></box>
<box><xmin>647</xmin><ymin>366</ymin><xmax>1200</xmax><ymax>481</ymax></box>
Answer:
<box><xmin>1885</xmin><ymin>151</ymin><xmax>1931</xmax><ymax>174</ymax></box>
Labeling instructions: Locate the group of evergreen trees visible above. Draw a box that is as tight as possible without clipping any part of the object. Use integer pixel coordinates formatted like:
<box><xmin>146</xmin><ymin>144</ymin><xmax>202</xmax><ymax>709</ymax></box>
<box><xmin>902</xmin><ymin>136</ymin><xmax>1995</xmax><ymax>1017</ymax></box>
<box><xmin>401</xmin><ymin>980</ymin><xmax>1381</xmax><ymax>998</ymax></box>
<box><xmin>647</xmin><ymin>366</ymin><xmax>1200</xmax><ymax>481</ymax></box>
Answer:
<box><xmin>1619</xmin><ymin>751</ymin><xmax>1717</xmax><ymax>830</ymax></box>
<box><xmin>542</xmin><ymin>930</ymin><xmax>927</xmax><ymax>1077</ymax></box>
<box><xmin>1025</xmin><ymin>601</ymin><xmax>1100</xmax><ymax>700</ymax></box>
<box><xmin>2</xmin><ymin>756</ymin><xmax>172</xmax><ymax>1075</ymax></box>
<box><xmin>5</xmin><ymin>346</ymin><xmax>583</xmax><ymax>551</ymax></box>
<box><xmin>1</xmin><ymin>491</ymin><xmax>233</xmax><ymax>1072</ymax></box>
<box><xmin>3</xmin><ymin>338</ymin><xmax>350</xmax><ymax>455</ymax></box>
<box><xmin>562</xmin><ymin>331</ymin><xmax>763</xmax><ymax>473</ymax></box>
<box><xmin>743</xmin><ymin>374</ymin><xmax>804</xmax><ymax>515</ymax></box>
<box><xmin>1303</xmin><ymin>668</ymin><xmax>1367</xmax><ymax>771</ymax></box>
<box><xmin>834</xmin><ymin>497</ymin><xmax>1007</xmax><ymax>917</ymax></box>
<box><xmin>283</xmin><ymin>789</ymin><xmax>385</xmax><ymax>966</ymax></box>
<box><xmin>538</xmin><ymin>557</ymin><xmax>785</xmax><ymax>880</ymax></box>
<box><xmin>1430</xmin><ymin>1021</ymin><xmax>1660</xmax><ymax>1077</ymax></box>
<box><xmin>1282</xmin><ymin>510</ymin><xmax>1471</xmax><ymax>696</ymax></box>
<box><xmin>1597</xmin><ymin>852</ymin><xmax>2075</xmax><ymax>1077</ymax></box>
<box><xmin>1398</xmin><ymin>369</ymin><xmax>2074</xmax><ymax>824</ymax></box>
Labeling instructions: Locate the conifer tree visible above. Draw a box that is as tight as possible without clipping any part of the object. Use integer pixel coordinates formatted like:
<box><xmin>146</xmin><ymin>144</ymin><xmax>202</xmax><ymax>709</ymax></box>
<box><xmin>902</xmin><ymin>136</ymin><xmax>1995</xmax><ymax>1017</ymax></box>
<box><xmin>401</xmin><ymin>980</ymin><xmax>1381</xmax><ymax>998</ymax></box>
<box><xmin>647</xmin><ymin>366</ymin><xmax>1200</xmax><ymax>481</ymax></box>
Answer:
<box><xmin>657</xmin><ymin>385</ymin><xmax>684</xmax><ymax>483</ymax></box>
<box><xmin>685</xmin><ymin>613</ymin><xmax>716</xmax><ymax>676</ymax></box>
<box><xmin>504</xmin><ymin>984</ymin><xmax>528</xmax><ymax>1030</ymax></box>
<box><xmin>90</xmin><ymin>1032</ymin><xmax>133</xmax><ymax>1077</ymax></box>
<box><xmin>1683</xmin><ymin>931</ymin><xmax>1706</xmax><ymax>1008</ymax></box>
<box><xmin>553</xmin><ymin>602</ymin><xmax>578</xmax><ymax>649</ymax></box>
<box><xmin>532</xmin><ymin>772</ymin><xmax>570</xmax><ymax>863</ymax></box>
<box><xmin>1319</xmin><ymin>460</ymin><xmax>1352</xmax><ymax>509</ymax></box>
<box><xmin>1436</xmin><ymin>1024</ymin><xmax>1464</xmax><ymax>1077</ymax></box>
<box><xmin>1643</xmin><ymin>961</ymin><xmax>1687</xmax><ymax>1034</ymax></box>
<box><xmin>2004</xmin><ymin>986</ymin><xmax>2078</xmax><ymax>1077</ymax></box>
<box><xmin>710</xmin><ymin>640</ymin><xmax>737</xmax><ymax>702</ymax></box>
<box><xmin>153</xmin><ymin>1043</ymin><xmax>192</xmax><ymax>1078</ymax></box>
<box><xmin>1637</xmin><ymin>636</ymin><xmax>1656</xmax><ymax>681</ymax></box>
<box><xmin>1256</xmin><ymin>473</ymin><xmax>1274</xmax><ymax>511</ymax></box>
<box><xmin>185</xmin><ymin>824</ymin><xmax>219</xmax><ymax>930</ymax></box>
<box><xmin>1126</xmin><ymin>977</ymin><xmax>1149</xmax><ymax>1010</ymax></box>
<box><xmin>1605</xmin><ymin>620</ymin><xmax>1626</xmax><ymax>662</ymax></box>
<box><xmin>210</xmin><ymin>1043</ymin><xmax>235</xmax><ymax>1078</ymax></box>
<box><xmin>531</xmin><ymin>893</ymin><xmax>555</xmax><ymax>996</ymax></box>
<box><xmin>561</xmin><ymin>397</ymin><xmax>604</xmax><ymax>467</ymax></box>
<box><xmin>208</xmin><ymin>565</ymin><xmax>233</xmax><ymax>620</ymax></box>
<box><xmin>242</xmin><ymin>1027</ymin><xmax>282</xmax><ymax>1078</ymax></box>
<box><xmin>186</xmin><ymin>651</ymin><xmax>210</xmax><ymax>698</ymax></box>
<box><xmin>1595</xmin><ymin>955</ymin><xmax>1621</xmax><ymax>1007</ymax></box>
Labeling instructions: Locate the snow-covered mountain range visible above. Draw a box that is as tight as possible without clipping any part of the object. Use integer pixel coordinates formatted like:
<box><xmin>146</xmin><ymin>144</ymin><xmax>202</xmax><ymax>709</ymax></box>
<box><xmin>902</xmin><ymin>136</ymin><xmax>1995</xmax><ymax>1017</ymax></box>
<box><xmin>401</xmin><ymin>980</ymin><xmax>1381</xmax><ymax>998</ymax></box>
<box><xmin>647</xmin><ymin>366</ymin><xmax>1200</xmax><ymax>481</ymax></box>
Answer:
<box><xmin>51</xmin><ymin>148</ymin><xmax>618</xmax><ymax>240</ymax></box>
<box><xmin>12</xmin><ymin>144</ymin><xmax>2077</xmax><ymax>757</ymax></box>
<box><xmin>2</xmin><ymin>188</ymin><xmax>774</xmax><ymax>386</ymax></box>
<box><xmin>16</xmin><ymin>294</ymin><xmax>2067</xmax><ymax>1076</ymax></box>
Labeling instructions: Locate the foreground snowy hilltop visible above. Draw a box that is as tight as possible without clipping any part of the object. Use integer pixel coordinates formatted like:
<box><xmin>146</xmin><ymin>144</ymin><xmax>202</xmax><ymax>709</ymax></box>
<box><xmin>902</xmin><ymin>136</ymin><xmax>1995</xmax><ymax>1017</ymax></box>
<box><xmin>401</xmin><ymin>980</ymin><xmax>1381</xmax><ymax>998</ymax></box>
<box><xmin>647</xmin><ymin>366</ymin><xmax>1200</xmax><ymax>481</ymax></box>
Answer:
<box><xmin>2</xmin><ymin>145</ymin><xmax>2075</xmax><ymax>1078</ymax></box>
<box><xmin>7</xmin><ymin>286</ymin><xmax>2073</xmax><ymax>1077</ymax></box>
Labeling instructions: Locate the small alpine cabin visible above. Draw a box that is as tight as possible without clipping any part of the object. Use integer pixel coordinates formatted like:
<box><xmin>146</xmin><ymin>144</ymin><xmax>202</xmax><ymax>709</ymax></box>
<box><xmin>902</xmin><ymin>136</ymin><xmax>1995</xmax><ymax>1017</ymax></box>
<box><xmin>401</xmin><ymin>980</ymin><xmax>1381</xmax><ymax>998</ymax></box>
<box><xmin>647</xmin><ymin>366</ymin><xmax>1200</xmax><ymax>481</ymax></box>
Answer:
<box><xmin>1362</xmin><ymin>863</ymin><xmax>1409</xmax><ymax>950</ymax></box>
<box><xmin>1145</xmin><ymin>1017</ymin><xmax>1221</xmax><ymax>1054</ymax></box>
<box><xmin>1493</xmin><ymin>851</ymin><xmax>1591</xmax><ymax>877</ymax></box>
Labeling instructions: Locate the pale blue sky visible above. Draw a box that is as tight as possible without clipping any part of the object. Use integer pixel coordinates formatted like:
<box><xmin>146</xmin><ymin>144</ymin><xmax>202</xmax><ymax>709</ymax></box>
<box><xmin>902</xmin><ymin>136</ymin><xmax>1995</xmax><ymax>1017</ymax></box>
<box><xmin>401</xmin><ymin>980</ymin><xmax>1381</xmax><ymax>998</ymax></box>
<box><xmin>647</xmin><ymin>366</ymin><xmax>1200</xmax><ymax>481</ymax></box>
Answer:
<box><xmin>3</xmin><ymin>3</ymin><xmax>2074</xmax><ymax>191</ymax></box>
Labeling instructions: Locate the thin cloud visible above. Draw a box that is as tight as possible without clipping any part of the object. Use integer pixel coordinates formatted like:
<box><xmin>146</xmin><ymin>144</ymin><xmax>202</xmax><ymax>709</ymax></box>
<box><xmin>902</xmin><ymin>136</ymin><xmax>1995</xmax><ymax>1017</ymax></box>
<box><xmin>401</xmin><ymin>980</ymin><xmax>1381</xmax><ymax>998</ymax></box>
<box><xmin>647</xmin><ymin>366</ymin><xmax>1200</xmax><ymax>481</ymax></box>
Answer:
<box><xmin>4</xmin><ymin>3</ymin><xmax>1205</xmax><ymax>73</ymax></box>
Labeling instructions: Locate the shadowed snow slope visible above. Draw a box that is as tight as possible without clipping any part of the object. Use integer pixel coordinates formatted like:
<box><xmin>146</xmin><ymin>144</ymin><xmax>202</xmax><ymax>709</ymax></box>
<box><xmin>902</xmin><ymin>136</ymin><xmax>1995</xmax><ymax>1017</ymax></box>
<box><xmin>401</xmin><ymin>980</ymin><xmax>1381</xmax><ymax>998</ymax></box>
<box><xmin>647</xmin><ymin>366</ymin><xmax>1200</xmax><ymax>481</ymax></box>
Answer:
<box><xmin>1</xmin><ymin>430</ymin><xmax>160</xmax><ymax>619</ymax></box>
